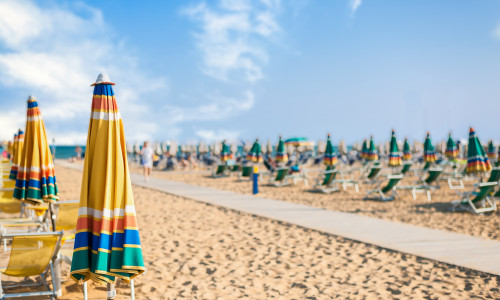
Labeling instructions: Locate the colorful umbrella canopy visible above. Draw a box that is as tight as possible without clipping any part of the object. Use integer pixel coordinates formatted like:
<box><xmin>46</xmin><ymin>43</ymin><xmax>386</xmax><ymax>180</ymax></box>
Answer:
<box><xmin>8</xmin><ymin>132</ymin><xmax>21</xmax><ymax>180</ymax></box>
<box><xmin>365</xmin><ymin>136</ymin><xmax>378</xmax><ymax>161</ymax></box>
<box><xmin>275</xmin><ymin>136</ymin><xmax>288</xmax><ymax>163</ymax></box>
<box><xmin>487</xmin><ymin>140</ymin><xmax>496</xmax><ymax>161</ymax></box>
<box><xmin>220</xmin><ymin>140</ymin><xmax>233</xmax><ymax>162</ymax></box>
<box><xmin>284</xmin><ymin>137</ymin><xmax>313</xmax><ymax>147</ymax></box>
<box><xmin>323</xmin><ymin>134</ymin><xmax>337</xmax><ymax>167</ymax></box>
<box><xmin>403</xmin><ymin>138</ymin><xmax>411</xmax><ymax>161</ymax></box>
<box><xmin>423</xmin><ymin>132</ymin><xmax>437</xmax><ymax>163</ymax></box>
<box><xmin>388</xmin><ymin>130</ymin><xmax>402</xmax><ymax>167</ymax></box>
<box><xmin>13</xmin><ymin>97</ymin><xmax>58</xmax><ymax>204</ymax></box>
<box><xmin>445</xmin><ymin>133</ymin><xmax>458</xmax><ymax>160</ymax></box>
<box><xmin>247</xmin><ymin>139</ymin><xmax>263</xmax><ymax>163</ymax></box>
<box><xmin>466</xmin><ymin>127</ymin><xmax>491</xmax><ymax>174</ymax></box>
<box><xmin>361</xmin><ymin>139</ymin><xmax>368</xmax><ymax>159</ymax></box>
<box><xmin>71</xmin><ymin>74</ymin><xmax>145</xmax><ymax>284</ymax></box>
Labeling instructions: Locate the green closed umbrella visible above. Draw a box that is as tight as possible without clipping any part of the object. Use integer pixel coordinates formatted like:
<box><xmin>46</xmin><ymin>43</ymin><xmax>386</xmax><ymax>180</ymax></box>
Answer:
<box><xmin>248</xmin><ymin>139</ymin><xmax>262</xmax><ymax>163</ymax></box>
<box><xmin>403</xmin><ymin>138</ymin><xmax>411</xmax><ymax>161</ymax></box>
<box><xmin>366</xmin><ymin>136</ymin><xmax>378</xmax><ymax>161</ymax></box>
<box><xmin>275</xmin><ymin>136</ymin><xmax>288</xmax><ymax>163</ymax></box>
<box><xmin>323</xmin><ymin>133</ymin><xmax>337</xmax><ymax>168</ymax></box>
<box><xmin>220</xmin><ymin>140</ymin><xmax>233</xmax><ymax>162</ymax></box>
<box><xmin>423</xmin><ymin>132</ymin><xmax>436</xmax><ymax>163</ymax></box>
<box><xmin>487</xmin><ymin>140</ymin><xmax>496</xmax><ymax>161</ymax></box>
<box><xmin>466</xmin><ymin>127</ymin><xmax>491</xmax><ymax>174</ymax></box>
<box><xmin>388</xmin><ymin>130</ymin><xmax>402</xmax><ymax>167</ymax></box>
<box><xmin>445</xmin><ymin>132</ymin><xmax>458</xmax><ymax>160</ymax></box>
<box><xmin>361</xmin><ymin>139</ymin><xmax>368</xmax><ymax>159</ymax></box>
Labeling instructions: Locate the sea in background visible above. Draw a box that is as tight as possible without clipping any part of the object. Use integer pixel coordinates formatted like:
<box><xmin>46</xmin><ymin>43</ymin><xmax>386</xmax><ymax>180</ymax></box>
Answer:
<box><xmin>51</xmin><ymin>145</ymin><xmax>86</xmax><ymax>160</ymax></box>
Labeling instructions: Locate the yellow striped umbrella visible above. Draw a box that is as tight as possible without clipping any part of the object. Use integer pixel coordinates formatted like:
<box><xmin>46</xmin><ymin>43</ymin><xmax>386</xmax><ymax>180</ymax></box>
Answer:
<box><xmin>13</xmin><ymin>96</ymin><xmax>58</xmax><ymax>205</ymax></box>
<box><xmin>9</xmin><ymin>130</ymin><xmax>24</xmax><ymax>180</ymax></box>
<box><xmin>71</xmin><ymin>74</ymin><xmax>145</xmax><ymax>285</ymax></box>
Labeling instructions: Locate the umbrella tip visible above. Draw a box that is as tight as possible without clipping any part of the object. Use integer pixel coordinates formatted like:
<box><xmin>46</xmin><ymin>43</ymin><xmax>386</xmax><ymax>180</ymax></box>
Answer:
<box><xmin>327</xmin><ymin>133</ymin><xmax>330</xmax><ymax>138</ymax></box>
<box><xmin>91</xmin><ymin>73</ymin><xmax>115</xmax><ymax>86</ymax></box>
<box><xmin>27</xmin><ymin>95</ymin><xmax>35</xmax><ymax>101</ymax></box>
<box><xmin>469</xmin><ymin>127</ymin><xmax>474</xmax><ymax>133</ymax></box>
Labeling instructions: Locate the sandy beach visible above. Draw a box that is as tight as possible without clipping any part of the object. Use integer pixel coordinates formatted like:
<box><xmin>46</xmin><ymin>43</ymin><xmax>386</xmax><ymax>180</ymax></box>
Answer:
<box><xmin>27</xmin><ymin>165</ymin><xmax>496</xmax><ymax>299</ymax></box>
<box><xmin>144</xmin><ymin>166</ymin><xmax>500</xmax><ymax>242</ymax></box>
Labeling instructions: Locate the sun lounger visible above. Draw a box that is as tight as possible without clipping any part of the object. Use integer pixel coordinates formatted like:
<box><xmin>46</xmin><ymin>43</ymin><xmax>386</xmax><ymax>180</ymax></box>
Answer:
<box><xmin>211</xmin><ymin>164</ymin><xmax>228</xmax><ymax>178</ymax></box>
<box><xmin>451</xmin><ymin>182</ymin><xmax>497</xmax><ymax>214</ymax></box>
<box><xmin>401</xmin><ymin>161</ymin><xmax>413</xmax><ymax>175</ymax></box>
<box><xmin>312</xmin><ymin>169</ymin><xmax>340</xmax><ymax>193</ymax></box>
<box><xmin>238</xmin><ymin>166</ymin><xmax>253</xmax><ymax>181</ymax></box>
<box><xmin>364</xmin><ymin>174</ymin><xmax>403</xmax><ymax>201</ymax></box>
<box><xmin>396</xmin><ymin>168</ymin><xmax>443</xmax><ymax>201</ymax></box>
<box><xmin>0</xmin><ymin>231</ymin><xmax>63</xmax><ymax>299</ymax></box>
<box><xmin>360</xmin><ymin>165</ymin><xmax>382</xmax><ymax>184</ymax></box>
<box><xmin>268</xmin><ymin>168</ymin><xmax>291</xmax><ymax>186</ymax></box>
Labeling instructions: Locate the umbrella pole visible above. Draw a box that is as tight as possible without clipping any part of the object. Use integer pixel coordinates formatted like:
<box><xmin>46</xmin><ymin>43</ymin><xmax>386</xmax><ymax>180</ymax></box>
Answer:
<box><xmin>107</xmin><ymin>282</ymin><xmax>116</xmax><ymax>299</ymax></box>
<box><xmin>48</xmin><ymin>203</ymin><xmax>56</xmax><ymax>231</ymax></box>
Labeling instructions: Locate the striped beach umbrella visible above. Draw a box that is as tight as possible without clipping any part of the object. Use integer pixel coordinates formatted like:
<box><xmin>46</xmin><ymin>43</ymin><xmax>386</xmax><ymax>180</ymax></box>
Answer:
<box><xmin>13</xmin><ymin>97</ymin><xmax>58</xmax><ymax>205</ymax></box>
<box><xmin>71</xmin><ymin>74</ymin><xmax>145</xmax><ymax>285</ymax></box>
<box><xmin>366</xmin><ymin>136</ymin><xmax>378</xmax><ymax>161</ymax></box>
<box><xmin>445</xmin><ymin>133</ymin><xmax>458</xmax><ymax>160</ymax></box>
<box><xmin>220</xmin><ymin>140</ymin><xmax>233</xmax><ymax>162</ymax></box>
<box><xmin>487</xmin><ymin>140</ymin><xmax>496</xmax><ymax>161</ymax></box>
<box><xmin>403</xmin><ymin>138</ymin><xmax>411</xmax><ymax>161</ymax></box>
<box><xmin>360</xmin><ymin>139</ymin><xmax>368</xmax><ymax>159</ymax></box>
<box><xmin>249</xmin><ymin>139</ymin><xmax>263</xmax><ymax>163</ymax></box>
<box><xmin>275</xmin><ymin>136</ymin><xmax>288</xmax><ymax>163</ymax></box>
<box><xmin>284</xmin><ymin>137</ymin><xmax>313</xmax><ymax>147</ymax></box>
<box><xmin>323</xmin><ymin>133</ymin><xmax>337</xmax><ymax>167</ymax></box>
<box><xmin>388</xmin><ymin>130</ymin><xmax>402</xmax><ymax>167</ymax></box>
<box><xmin>423</xmin><ymin>132</ymin><xmax>437</xmax><ymax>163</ymax></box>
<box><xmin>466</xmin><ymin>127</ymin><xmax>491</xmax><ymax>174</ymax></box>
<box><xmin>9</xmin><ymin>131</ymin><xmax>22</xmax><ymax>180</ymax></box>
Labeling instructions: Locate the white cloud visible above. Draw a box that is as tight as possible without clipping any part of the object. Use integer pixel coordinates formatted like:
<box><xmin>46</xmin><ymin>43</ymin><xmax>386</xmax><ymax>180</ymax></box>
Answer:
<box><xmin>183</xmin><ymin>0</ymin><xmax>281</xmax><ymax>82</ymax></box>
<box><xmin>0</xmin><ymin>0</ymin><xmax>167</xmax><ymax>143</ymax></box>
<box><xmin>163</xmin><ymin>91</ymin><xmax>255</xmax><ymax>125</ymax></box>
<box><xmin>196</xmin><ymin>129</ymin><xmax>241</xmax><ymax>142</ymax></box>
<box><xmin>349</xmin><ymin>0</ymin><xmax>362</xmax><ymax>13</ymax></box>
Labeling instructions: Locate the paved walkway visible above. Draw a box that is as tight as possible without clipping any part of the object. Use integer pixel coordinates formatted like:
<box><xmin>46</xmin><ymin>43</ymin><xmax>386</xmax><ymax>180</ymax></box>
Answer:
<box><xmin>58</xmin><ymin>161</ymin><xmax>500</xmax><ymax>276</ymax></box>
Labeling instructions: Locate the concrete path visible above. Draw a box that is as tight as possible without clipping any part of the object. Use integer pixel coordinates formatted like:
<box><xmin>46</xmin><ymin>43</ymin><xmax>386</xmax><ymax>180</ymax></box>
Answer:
<box><xmin>57</xmin><ymin>161</ymin><xmax>500</xmax><ymax>276</ymax></box>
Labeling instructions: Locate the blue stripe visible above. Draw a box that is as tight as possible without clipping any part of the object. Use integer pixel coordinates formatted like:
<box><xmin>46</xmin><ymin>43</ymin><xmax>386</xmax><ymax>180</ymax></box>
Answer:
<box><xmin>93</xmin><ymin>84</ymin><xmax>115</xmax><ymax>97</ymax></box>
<box><xmin>74</xmin><ymin>231</ymin><xmax>92</xmax><ymax>249</ymax></box>
<box><xmin>28</xmin><ymin>101</ymin><xmax>39</xmax><ymax>108</ymax></box>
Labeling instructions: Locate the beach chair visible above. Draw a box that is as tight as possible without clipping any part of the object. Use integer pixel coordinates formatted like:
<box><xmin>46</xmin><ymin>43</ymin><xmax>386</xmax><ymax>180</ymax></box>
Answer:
<box><xmin>268</xmin><ymin>168</ymin><xmax>291</xmax><ymax>187</ymax></box>
<box><xmin>364</xmin><ymin>174</ymin><xmax>403</xmax><ymax>201</ymax></box>
<box><xmin>0</xmin><ymin>231</ymin><xmax>63</xmax><ymax>299</ymax></box>
<box><xmin>451</xmin><ymin>182</ymin><xmax>497</xmax><ymax>214</ymax></box>
<box><xmin>238</xmin><ymin>165</ymin><xmax>253</xmax><ymax>181</ymax></box>
<box><xmin>0</xmin><ymin>188</ymin><xmax>22</xmax><ymax>215</ymax></box>
<box><xmin>395</xmin><ymin>168</ymin><xmax>443</xmax><ymax>201</ymax></box>
<box><xmin>401</xmin><ymin>161</ymin><xmax>413</xmax><ymax>175</ymax></box>
<box><xmin>312</xmin><ymin>169</ymin><xmax>340</xmax><ymax>193</ymax></box>
<box><xmin>360</xmin><ymin>165</ymin><xmax>382</xmax><ymax>184</ymax></box>
<box><xmin>211</xmin><ymin>164</ymin><xmax>228</xmax><ymax>178</ymax></box>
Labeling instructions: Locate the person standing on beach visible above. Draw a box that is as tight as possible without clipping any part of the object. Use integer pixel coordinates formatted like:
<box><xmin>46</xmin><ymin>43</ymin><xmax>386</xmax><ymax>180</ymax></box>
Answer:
<box><xmin>141</xmin><ymin>141</ymin><xmax>153</xmax><ymax>182</ymax></box>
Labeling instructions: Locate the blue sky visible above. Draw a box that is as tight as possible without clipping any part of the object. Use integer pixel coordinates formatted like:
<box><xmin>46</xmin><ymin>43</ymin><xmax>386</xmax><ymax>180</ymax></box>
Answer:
<box><xmin>0</xmin><ymin>0</ymin><xmax>499</xmax><ymax>145</ymax></box>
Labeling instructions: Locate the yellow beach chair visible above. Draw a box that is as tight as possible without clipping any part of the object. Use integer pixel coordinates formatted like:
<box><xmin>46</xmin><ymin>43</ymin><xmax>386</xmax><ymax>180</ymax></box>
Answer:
<box><xmin>0</xmin><ymin>231</ymin><xmax>63</xmax><ymax>299</ymax></box>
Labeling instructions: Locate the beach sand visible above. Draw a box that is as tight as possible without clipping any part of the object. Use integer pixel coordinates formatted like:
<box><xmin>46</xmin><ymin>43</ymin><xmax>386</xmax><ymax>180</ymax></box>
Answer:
<box><xmin>145</xmin><ymin>166</ymin><xmax>500</xmax><ymax>242</ymax></box>
<box><xmin>1</xmin><ymin>165</ymin><xmax>499</xmax><ymax>299</ymax></box>
<box><xmin>38</xmin><ymin>165</ymin><xmax>497</xmax><ymax>299</ymax></box>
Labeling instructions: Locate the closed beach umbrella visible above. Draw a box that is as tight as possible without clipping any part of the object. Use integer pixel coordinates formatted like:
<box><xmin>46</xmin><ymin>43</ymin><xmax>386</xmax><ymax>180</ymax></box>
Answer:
<box><xmin>366</xmin><ymin>136</ymin><xmax>378</xmax><ymax>161</ymax></box>
<box><xmin>466</xmin><ymin>127</ymin><xmax>491</xmax><ymax>174</ymax></box>
<box><xmin>248</xmin><ymin>139</ymin><xmax>262</xmax><ymax>163</ymax></box>
<box><xmin>338</xmin><ymin>139</ymin><xmax>347</xmax><ymax>156</ymax></box>
<box><xmin>487</xmin><ymin>140</ymin><xmax>496</xmax><ymax>161</ymax></box>
<box><xmin>220</xmin><ymin>140</ymin><xmax>233</xmax><ymax>162</ymax></box>
<box><xmin>388</xmin><ymin>130</ymin><xmax>402</xmax><ymax>167</ymax></box>
<box><xmin>265</xmin><ymin>140</ymin><xmax>272</xmax><ymax>155</ymax></box>
<box><xmin>423</xmin><ymin>132</ymin><xmax>437</xmax><ymax>163</ymax></box>
<box><xmin>9</xmin><ymin>131</ymin><xmax>22</xmax><ymax>180</ymax></box>
<box><xmin>361</xmin><ymin>139</ymin><xmax>368</xmax><ymax>159</ymax></box>
<box><xmin>71</xmin><ymin>74</ymin><xmax>145</xmax><ymax>284</ymax></box>
<box><xmin>275</xmin><ymin>136</ymin><xmax>288</xmax><ymax>163</ymax></box>
<box><xmin>403</xmin><ymin>138</ymin><xmax>411</xmax><ymax>161</ymax></box>
<box><xmin>445</xmin><ymin>133</ymin><xmax>459</xmax><ymax>160</ymax></box>
<box><xmin>14</xmin><ymin>97</ymin><xmax>58</xmax><ymax>205</ymax></box>
<box><xmin>323</xmin><ymin>134</ymin><xmax>337</xmax><ymax>167</ymax></box>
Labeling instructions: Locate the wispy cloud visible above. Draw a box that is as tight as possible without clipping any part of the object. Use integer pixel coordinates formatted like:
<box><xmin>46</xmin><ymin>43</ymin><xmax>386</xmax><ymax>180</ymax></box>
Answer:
<box><xmin>195</xmin><ymin>129</ymin><xmax>241</xmax><ymax>142</ymax></box>
<box><xmin>183</xmin><ymin>0</ymin><xmax>281</xmax><ymax>82</ymax></box>
<box><xmin>349</xmin><ymin>0</ymin><xmax>362</xmax><ymax>14</ymax></box>
<box><xmin>494</xmin><ymin>23</ymin><xmax>500</xmax><ymax>40</ymax></box>
<box><xmin>0</xmin><ymin>0</ymin><xmax>166</xmax><ymax>143</ymax></box>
